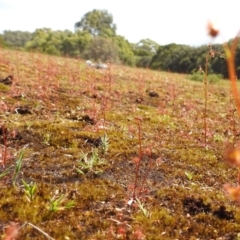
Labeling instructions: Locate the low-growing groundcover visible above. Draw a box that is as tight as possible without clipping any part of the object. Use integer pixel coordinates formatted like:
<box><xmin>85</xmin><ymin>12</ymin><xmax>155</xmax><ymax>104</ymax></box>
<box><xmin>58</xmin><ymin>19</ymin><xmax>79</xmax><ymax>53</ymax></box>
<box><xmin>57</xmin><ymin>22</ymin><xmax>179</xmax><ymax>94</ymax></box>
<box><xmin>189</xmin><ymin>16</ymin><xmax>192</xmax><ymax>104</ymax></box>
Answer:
<box><xmin>0</xmin><ymin>48</ymin><xmax>240</xmax><ymax>239</ymax></box>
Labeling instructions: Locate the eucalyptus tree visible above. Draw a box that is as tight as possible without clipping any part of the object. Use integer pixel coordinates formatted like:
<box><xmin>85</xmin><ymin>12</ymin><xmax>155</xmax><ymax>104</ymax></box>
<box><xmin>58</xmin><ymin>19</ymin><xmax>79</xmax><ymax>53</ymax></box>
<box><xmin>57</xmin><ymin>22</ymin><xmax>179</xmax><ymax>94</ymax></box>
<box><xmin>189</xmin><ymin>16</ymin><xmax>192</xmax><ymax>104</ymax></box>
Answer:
<box><xmin>75</xmin><ymin>9</ymin><xmax>116</xmax><ymax>38</ymax></box>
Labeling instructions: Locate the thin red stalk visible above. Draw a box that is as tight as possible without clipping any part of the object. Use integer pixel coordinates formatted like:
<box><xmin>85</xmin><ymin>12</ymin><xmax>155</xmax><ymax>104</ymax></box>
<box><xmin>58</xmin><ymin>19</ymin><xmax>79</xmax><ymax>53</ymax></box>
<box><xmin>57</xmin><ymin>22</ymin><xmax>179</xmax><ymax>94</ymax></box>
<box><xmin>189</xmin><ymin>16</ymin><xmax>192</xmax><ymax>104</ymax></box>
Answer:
<box><xmin>139</xmin><ymin>157</ymin><xmax>154</xmax><ymax>194</ymax></box>
<box><xmin>203</xmin><ymin>53</ymin><xmax>209</xmax><ymax>148</ymax></box>
<box><xmin>102</xmin><ymin>63</ymin><xmax>112</xmax><ymax>126</ymax></box>
<box><xmin>107</xmin><ymin>62</ymin><xmax>112</xmax><ymax>94</ymax></box>
<box><xmin>224</xmin><ymin>32</ymin><xmax>240</xmax><ymax>115</ymax></box>
<box><xmin>2</xmin><ymin>124</ymin><xmax>8</xmax><ymax>168</ymax></box>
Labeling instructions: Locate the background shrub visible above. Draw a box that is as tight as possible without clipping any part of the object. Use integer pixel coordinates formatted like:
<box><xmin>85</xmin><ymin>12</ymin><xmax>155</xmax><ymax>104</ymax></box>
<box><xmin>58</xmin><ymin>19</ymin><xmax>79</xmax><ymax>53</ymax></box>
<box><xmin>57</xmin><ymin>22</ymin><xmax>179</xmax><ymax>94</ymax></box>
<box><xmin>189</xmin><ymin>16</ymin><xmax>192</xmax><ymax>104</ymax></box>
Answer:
<box><xmin>189</xmin><ymin>72</ymin><xmax>222</xmax><ymax>83</ymax></box>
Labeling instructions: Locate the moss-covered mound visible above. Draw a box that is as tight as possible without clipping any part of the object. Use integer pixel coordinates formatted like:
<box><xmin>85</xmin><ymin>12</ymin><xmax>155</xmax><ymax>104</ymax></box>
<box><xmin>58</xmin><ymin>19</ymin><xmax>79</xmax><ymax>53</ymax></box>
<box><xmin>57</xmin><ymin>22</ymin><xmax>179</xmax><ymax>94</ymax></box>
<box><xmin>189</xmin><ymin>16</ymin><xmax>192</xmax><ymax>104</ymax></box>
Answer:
<box><xmin>0</xmin><ymin>48</ymin><xmax>240</xmax><ymax>239</ymax></box>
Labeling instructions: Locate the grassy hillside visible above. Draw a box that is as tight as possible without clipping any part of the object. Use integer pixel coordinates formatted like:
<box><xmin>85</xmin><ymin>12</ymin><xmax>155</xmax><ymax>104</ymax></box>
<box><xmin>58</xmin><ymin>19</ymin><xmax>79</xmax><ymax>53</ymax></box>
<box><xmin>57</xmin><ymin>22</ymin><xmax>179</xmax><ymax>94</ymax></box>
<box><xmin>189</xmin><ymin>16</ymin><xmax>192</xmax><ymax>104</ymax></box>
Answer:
<box><xmin>0</xmin><ymin>48</ymin><xmax>240</xmax><ymax>239</ymax></box>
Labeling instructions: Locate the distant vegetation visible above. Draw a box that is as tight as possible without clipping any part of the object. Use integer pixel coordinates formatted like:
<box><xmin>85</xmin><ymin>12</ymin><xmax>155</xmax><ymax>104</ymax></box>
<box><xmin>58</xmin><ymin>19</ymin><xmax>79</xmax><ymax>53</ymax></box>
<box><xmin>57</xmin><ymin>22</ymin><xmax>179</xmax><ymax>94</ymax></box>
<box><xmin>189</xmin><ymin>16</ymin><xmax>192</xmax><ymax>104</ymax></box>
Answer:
<box><xmin>1</xmin><ymin>9</ymin><xmax>240</xmax><ymax>78</ymax></box>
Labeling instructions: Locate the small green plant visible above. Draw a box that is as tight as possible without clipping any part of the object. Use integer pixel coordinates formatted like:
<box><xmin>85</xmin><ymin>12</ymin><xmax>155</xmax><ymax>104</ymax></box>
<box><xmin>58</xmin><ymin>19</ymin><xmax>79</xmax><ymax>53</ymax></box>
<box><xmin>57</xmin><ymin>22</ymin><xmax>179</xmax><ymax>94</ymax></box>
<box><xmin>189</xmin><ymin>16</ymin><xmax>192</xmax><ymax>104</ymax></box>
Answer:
<box><xmin>0</xmin><ymin>166</ymin><xmax>11</xmax><ymax>179</ymax></box>
<box><xmin>49</xmin><ymin>194</ymin><xmax>76</xmax><ymax>212</ymax></box>
<box><xmin>136</xmin><ymin>197</ymin><xmax>150</xmax><ymax>218</ymax></box>
<box><xmin>100</xmin><ymin>133</ymin><xmax>109</xmax><ymax>154</ymax></box>
<box><xmin>213</xmin><ymin>133</ymin><xmax>225</xmax><ymax>142</ymax></box>
<box><xmin>22</xmin><ymin>180</ymin><xmax>37</xmax><ymax>201</ymax></box>
<box><xmin>76</xmin><ymin>148</ymin><xmax>106</xmax><ymax>175</ymax></box>
<box><xmin>43</xmin><ymin>133</ymin><xmax>51</xmax><ymax>145</ymax></box>
<box><xmin>185</xmin><ymin>171</ymin><xmax>193</xmax><ymax>181</ymax></box>
<box><xmin>12</xmin><ymin>150</ymin><xmax>24</xmax><ymax>186</ymax></box>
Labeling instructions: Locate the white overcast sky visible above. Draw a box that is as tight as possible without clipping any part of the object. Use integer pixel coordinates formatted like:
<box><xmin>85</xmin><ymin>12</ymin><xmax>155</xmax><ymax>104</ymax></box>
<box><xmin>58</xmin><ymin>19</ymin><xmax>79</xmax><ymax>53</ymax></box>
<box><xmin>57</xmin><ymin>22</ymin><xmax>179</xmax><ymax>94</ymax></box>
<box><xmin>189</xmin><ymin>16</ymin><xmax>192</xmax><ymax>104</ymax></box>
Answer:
<box><xmin>0</xmin><ymin>0</ymin><xmax>239</xmax><ymax>46</ymax></box>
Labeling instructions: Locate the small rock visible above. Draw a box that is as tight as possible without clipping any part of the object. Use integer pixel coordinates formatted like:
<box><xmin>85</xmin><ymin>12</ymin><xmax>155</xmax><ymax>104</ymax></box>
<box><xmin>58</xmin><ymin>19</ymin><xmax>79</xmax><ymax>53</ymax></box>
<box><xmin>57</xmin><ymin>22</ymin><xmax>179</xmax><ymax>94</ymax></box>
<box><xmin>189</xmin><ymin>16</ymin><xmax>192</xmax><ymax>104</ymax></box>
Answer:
<box><xmin>148</xmin><ymin>91</ymin><xmax>159</xmax><ymax>98</ymax></box>
<box><xmin>0</xmin><ymin>75</ymin><xmax>13</xmax><ymax>85</ymax></box>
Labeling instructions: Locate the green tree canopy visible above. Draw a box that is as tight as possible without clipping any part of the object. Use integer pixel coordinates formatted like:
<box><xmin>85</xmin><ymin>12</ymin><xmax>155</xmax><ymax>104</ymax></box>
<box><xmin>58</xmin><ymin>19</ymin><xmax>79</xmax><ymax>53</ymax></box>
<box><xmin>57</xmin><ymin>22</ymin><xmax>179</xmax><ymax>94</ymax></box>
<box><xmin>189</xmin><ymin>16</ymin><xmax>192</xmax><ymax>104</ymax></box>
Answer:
<box><xmin>60</xmin><ymin>30</ymin><xmax>92</xmax><ymax>57</ymax></box>
<box><xmin>85</xmin><ymin>36</ymin><xmax>118</xmax><ymax>62</ymax></box>
<box><xmin>132</xmin><ymin>38</ymin><xmax>160</xmax><ymax>67</ymax></box>
<box><xmin>0</xmin><ymin>35</ymin><xmax>8</xmax><ymax>48</ymax></box>
<box><xmin>133</xmin><ymin>38</ymin><xmax>159</xmax><ymax>56</ymax></box>
<box><xmin>150</xmin><ymin>43</ymin><xmax>227</xmax><ymax>76</ymax></box>
<box><xmin>25</xmin><ymin>28</ymin><xmax>63</xmax><ymax>55</ymax></box>
<box><xmin>75</xmin><ymin>9</ymin><xmax>116</xmax><ymax>38</ymax></box>
<box><xmin>114</xmin><ymin>35</ymin><xmax>135</xmax><ymax>65</ymax></box>
<box><xmin>2</xmin><ymin>30</ymin><xmax>32</xmax><ymax>48</ymax></box>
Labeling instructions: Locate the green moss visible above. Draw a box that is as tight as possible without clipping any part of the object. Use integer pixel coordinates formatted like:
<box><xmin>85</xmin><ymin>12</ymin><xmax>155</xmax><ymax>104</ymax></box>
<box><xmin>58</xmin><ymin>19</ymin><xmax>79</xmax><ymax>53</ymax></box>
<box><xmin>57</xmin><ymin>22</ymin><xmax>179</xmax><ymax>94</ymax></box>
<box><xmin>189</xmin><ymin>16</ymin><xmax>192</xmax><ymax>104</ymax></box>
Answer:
<box><xmin>0</xmin><ymin>83</ymin><xmax>9</xmax><ymax>91</ymax></box>
<box><xmin>133</xmin><ymin>207</ymin><xmax>179</xmax><ymax>239</ymax></box>
<box><xmin>1</xmin><ymin>48</ymin><xmax>240</xmax><ymax>239</ymax></box>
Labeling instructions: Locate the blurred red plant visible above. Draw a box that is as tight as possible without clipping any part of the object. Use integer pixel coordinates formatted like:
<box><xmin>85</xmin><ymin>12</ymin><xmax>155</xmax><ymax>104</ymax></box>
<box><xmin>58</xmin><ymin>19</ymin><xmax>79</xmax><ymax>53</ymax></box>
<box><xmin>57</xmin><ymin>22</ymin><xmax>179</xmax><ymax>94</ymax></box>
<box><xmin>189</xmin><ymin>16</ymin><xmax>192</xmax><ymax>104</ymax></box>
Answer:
<box><xmin>225</xmin><ymin>145</ymin><xmax>240</xmax><ymax>168</ymax></box>
<box><xmin>220</xmin><ymin>27</ymin><xmax>240</xmax><ymax>203</ymax></box>
<box><xmin>132</xmin><ymin>226</ymin><xmax>145</xmax><ymax>240</ymax></box>
<box><xmin>3</xmin><ymin>222</ymin><xmax>19</xmax><ymax>240</ymax></box>
<box><xmin>1</xmin><ymin>124</ymin><xmax>8</xmax><ymax>168</ymax></box>
<box><xmin>223</xmin><ymin>184</ymin><xmax>240</xmax><ymax>203</ymax></box>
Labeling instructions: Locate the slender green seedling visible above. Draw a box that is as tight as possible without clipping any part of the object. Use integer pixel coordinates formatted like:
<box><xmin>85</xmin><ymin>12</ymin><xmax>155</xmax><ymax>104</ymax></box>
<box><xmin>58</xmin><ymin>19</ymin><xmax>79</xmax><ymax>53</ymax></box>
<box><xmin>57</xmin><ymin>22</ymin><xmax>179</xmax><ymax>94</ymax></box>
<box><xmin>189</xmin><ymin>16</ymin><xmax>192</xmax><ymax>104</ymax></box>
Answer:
<box><xmin>12</xmin><ymin>150</ymin><xmax>24</xmax><ymax>186</ymax></box>
<box><xmin>22</xmin><ymin>179</ymin><xmax>37</xmax><ymax>201</ymax></box>
<box><xmin>49</xmin><ymin>194</ymin><xmax>75</xmax><ymax>212</ymax></box>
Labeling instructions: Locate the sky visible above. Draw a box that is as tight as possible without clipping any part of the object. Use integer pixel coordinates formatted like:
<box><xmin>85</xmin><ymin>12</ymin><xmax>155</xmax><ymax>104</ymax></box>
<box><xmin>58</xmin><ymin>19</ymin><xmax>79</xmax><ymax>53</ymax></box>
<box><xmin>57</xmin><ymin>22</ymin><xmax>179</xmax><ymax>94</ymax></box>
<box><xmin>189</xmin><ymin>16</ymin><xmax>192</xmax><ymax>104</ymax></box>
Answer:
<box><xmin>0</xmin><ymin>0</ymin><xmax>240</xmax><ymax>46</ymax></box>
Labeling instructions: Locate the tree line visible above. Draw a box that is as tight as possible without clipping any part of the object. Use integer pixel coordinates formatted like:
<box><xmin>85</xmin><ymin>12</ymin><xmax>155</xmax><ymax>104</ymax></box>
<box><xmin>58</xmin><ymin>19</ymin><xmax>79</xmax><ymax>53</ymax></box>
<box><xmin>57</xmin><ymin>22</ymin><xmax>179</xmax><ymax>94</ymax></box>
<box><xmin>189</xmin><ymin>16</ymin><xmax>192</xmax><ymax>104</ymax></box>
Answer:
<box><xmin>0</xmin><ymin>9</ymin><xmax>239</xmax><ymax>78</ymax></box>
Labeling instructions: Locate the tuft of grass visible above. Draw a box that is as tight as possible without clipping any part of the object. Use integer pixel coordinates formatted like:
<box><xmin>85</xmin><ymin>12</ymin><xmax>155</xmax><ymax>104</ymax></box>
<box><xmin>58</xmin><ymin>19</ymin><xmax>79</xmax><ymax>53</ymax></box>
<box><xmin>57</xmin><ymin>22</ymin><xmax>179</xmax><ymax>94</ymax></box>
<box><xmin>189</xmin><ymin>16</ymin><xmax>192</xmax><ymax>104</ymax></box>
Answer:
<box><xmin>76</xmin><ymin>148</ymin><xmax>107</xmax><ymax>175</ymax></box>
<box><xmin>100</xmin><ymin>133</ymin><xmax>109</xmax><ymax>154</ymax></box>
<box><xmin>22</xmin><ymin>179</ymin><xmax>37</xmax><ymax>201</ymax></box>
<box><xmin>12</xmin><ymin>150</ymin><xmax>24</xmax><ymax>186</ymax></box>
<box><xmin>49</xmin><ymin>194</ymin><xmax>76</xmax><ymax>212</ymax></box>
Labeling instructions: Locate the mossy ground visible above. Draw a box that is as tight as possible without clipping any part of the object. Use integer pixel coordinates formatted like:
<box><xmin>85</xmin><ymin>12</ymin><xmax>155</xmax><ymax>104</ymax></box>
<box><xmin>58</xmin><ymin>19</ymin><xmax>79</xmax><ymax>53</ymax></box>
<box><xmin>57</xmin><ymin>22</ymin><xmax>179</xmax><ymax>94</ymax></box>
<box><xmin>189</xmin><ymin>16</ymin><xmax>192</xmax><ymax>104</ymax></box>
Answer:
<box><xmin>0</xmin><ymin>48</ymin><xmax>240</xmax><ymax>239</ymax></box>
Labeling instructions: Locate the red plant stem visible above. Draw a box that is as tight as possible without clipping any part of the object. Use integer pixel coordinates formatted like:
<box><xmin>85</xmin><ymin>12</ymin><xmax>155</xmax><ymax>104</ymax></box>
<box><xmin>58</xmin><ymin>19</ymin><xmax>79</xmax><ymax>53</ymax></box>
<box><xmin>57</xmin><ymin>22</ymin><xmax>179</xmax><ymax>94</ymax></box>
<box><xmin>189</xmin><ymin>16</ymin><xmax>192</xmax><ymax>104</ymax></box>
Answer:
<box><xmin>107</xmin><ymin>62</ymin><xmax>112</xmax><ymax>94</ymax></box>
<box><xmin>2</xmin><ymin>124</ymin><xmax>7</xmax><ymax>168</ymax></box>
<box><xmin>238</xmin><ymin>167</ymin><xmax>240</xmax><ymax>185</ymax></box>
<box><xmin>132</xmin><ymin>118</ymin><xmax>143</xmax><ymax>199</ymax></box>
<box><xmin>140</xmin><ymin>157</ymin><xmax>153</xmax><ymax>193</ymax></box>
<box><xmin>230</xmin><ymin>105</ymin><xmax>237</xmax><ymax>145</ymax></box>
<box><xmin>204</xmin><ymin>53</ymin><xmax>209</xmax><ymax>148</ymax></box>
<box><xmin>102</xmin><ymin>63</ymin><xmax>112</xmax><ymax>126</ymax></box>
<box><xmin>224</xmin><ymin>32</ymin><xmax>240</xmax><ymax>116</ymax></box>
